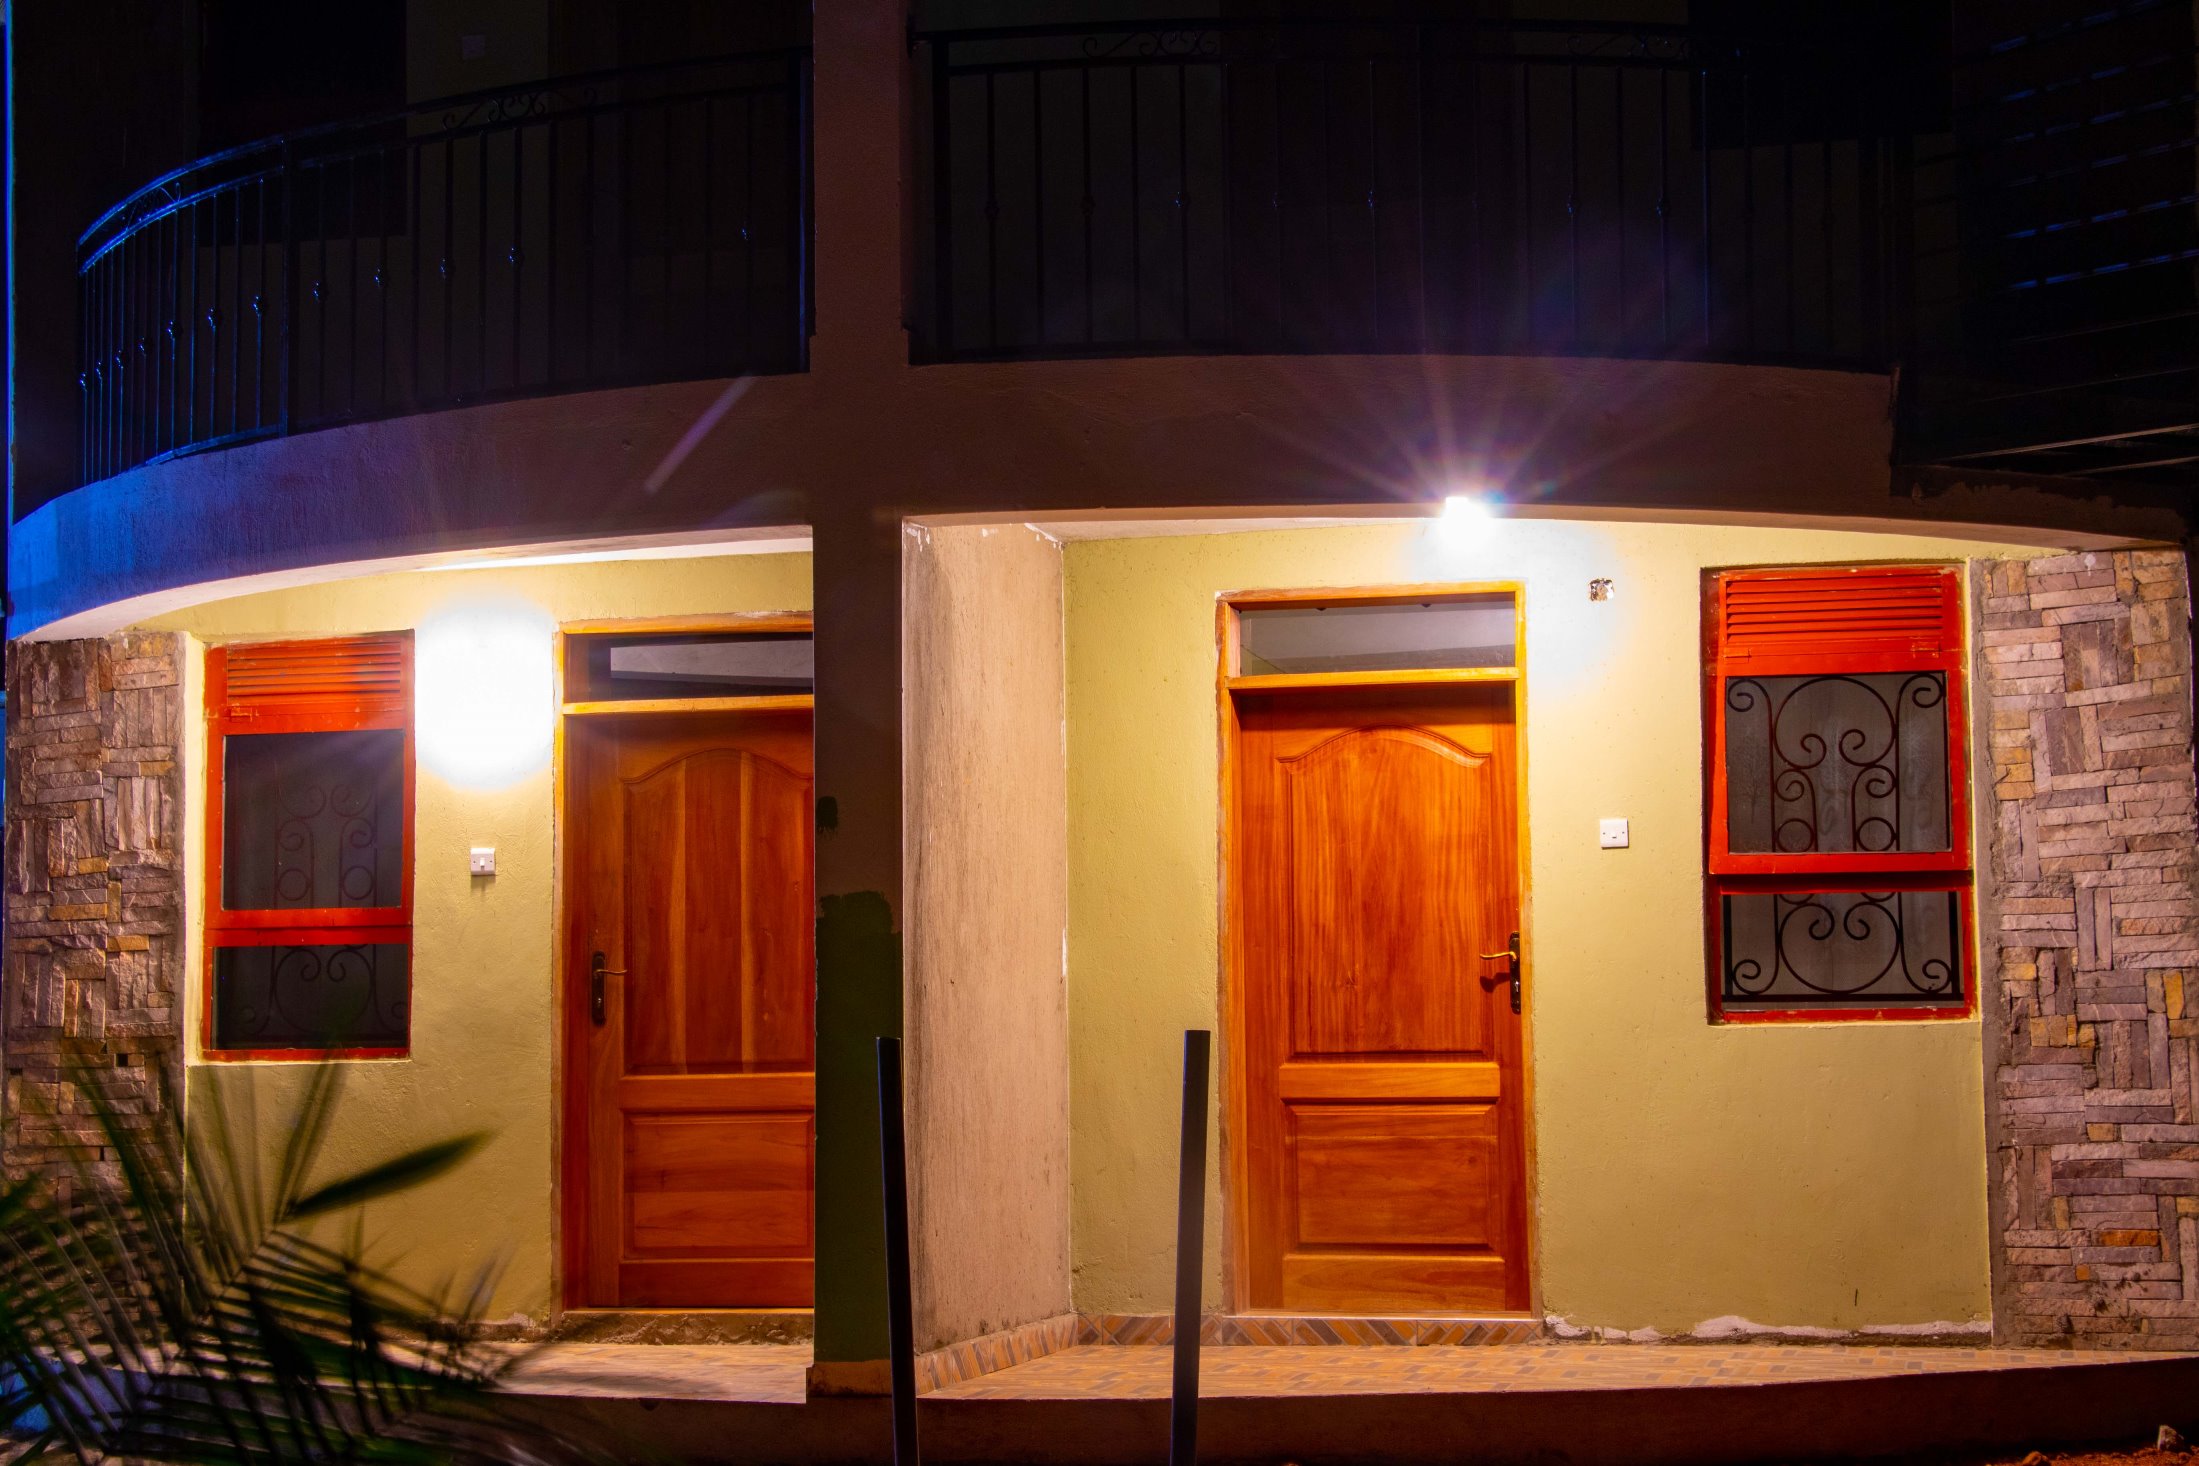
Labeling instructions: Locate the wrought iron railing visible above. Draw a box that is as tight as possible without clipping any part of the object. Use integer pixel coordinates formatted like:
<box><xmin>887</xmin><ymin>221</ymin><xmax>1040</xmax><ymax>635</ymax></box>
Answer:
<box><xmin>912</xmin><ymin>19</ymin><xmax>1916</xmax><ymax>370</ymax></box>
<box><xmin>76</xmin><ymin>50</ymin><xmax>810</xmax><ymax>486</ymax></box>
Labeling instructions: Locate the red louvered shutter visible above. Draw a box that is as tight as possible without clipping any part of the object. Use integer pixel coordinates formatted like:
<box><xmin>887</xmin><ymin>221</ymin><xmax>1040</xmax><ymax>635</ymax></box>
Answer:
<box><xmin>1705</xmin><ymin>567</ymin><xmax>1974</xmax><ymax>1022</ymax></box>
<box><xmin>203</xmin><ymin>635</ymin><xmax>415</xmax><ymax>1058</ymax></box>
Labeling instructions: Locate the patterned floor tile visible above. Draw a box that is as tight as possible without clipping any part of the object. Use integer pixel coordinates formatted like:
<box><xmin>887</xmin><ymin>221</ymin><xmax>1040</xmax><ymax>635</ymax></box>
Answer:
<box><xmin>924</xmin><ymin>1343</ymin><xmax>2198</xmax><ymax>1401</ymax></box>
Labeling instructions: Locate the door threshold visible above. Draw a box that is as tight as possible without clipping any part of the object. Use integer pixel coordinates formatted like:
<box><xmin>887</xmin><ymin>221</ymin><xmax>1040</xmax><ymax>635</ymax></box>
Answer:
<box><xmin>550</xmin><ymin>1308</ymin><xmax>814</xmax><ymax>1345</ymax></box>
<box><xmin>1081</xmin><ymin>1311</ymin><xmax>1543</xmax><ymax>1347</ymax></box>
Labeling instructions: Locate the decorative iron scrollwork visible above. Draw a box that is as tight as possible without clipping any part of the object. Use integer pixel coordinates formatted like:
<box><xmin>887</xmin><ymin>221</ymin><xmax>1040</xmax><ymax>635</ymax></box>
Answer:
<box><xmin>1725</xmin><ymin>672</ymin><xmax>1948</xmax><ymax>854</ymax></box>
<box><xmin>1722</xmin><ymin>890</ymin><xmax>1960</xmax><ymax>1005</ymax></box>
<box><xmin>214</xmin><ymin>944</ymin><xmax>409</xmax><ymax>1048</ymax></box>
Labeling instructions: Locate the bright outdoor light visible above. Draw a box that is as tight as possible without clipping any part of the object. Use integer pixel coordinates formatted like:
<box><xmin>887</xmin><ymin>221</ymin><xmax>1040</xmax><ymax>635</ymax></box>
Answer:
<box><xmin>415</xmin><ymin>598</ymin><xmax>557</xmax><ymax>789</ymax></box>
<box><xmin>1431</xmin><ymin>491</ymin><xmax>1500</xmax><ymax>552</ymax></box>
<box><xmin>1441</xmin><ymin>493</ymin><xmax>1495</xmax><ymax>523</ymax></box>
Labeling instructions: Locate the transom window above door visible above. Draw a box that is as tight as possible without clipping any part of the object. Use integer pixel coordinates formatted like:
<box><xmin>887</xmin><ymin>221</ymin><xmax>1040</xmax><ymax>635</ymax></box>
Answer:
<box><xmin>1224</xmin><ymin>588</ymin><xmax>1520</xmax><ymax>690</ymax></box>
<box><xmin>1704</xmin><ymin>567</ymin><xmax>1973</xmax><ymax>1020</ymax></box>
<box><xmin>561</xmin><ymin>623</ymin><xmax>814</xmax><ymax>712</ymax></box>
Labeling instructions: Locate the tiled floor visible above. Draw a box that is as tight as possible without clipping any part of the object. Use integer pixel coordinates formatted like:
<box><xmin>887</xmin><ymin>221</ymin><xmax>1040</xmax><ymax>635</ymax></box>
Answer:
<box><xmin>499</xmin><ymin>1342</ymin><xmax>812</xmax><ymax>1403</ymax></box>
<box><xmin>493</xmin><ymin>1339</ymin><xmax>2188</xmax><ymax>1407</ymax></box>
<box><xmin>927</xmin><ymin>1343</ymin><xmax>2185</xmax><ymax>1400</ymax></box>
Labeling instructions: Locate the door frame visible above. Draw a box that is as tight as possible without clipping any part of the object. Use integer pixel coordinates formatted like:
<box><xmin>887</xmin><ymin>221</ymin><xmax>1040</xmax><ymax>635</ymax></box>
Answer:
<box><xmin>1215</xmin><ymin>582</ymin><xmax>1538</xmax><ymax>1317</ymax></box>
<box><xmin>553</xmin><ymin>611</ymin><xmax>815</xmax><ymax>1312</ymax></box>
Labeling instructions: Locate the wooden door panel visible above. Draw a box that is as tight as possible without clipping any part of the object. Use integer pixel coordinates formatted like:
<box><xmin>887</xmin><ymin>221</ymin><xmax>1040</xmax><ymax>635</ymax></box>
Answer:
<box><xmin>1237</xmin><ymin>684</ymin><xmax>1528</xmax><ymax>1314</ymax></box>
<box><xmin>623</xmin><ymin>747</ymin><xmax>815</xmax><ymax>1074</ymax></box>
<box><xmin>1279</xmin><ymin>1253</ymin><xmax>1511</xmax><ymax>1314</ymax></box>
<box><xmin>625</xmin><ymin>1114</ymin><xmax>814</xmax><ymax>1253</ymax></box>
<box><xmin>568</xmin><ymin>709</ymin><xmax>816</xmax><ymax>1308</ymax></box>
<box><xmin>1289</xmin><ymin>1104</ymin><xmax>1500</xmax><ymax>1248</ymax></box>
<box><xmin>1280</xmin><ymin>725</ymin><xmax>1501</xmax><ymax>1058</ymax></box>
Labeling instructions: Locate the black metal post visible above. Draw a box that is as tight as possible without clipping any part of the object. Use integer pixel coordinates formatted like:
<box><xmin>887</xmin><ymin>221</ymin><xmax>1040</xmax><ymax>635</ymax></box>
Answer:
<box><xmin>1171</xmin><ymin>1028</ymin><xmax>1212</xmax><ymax>1466</ymax></box>
<box><xmin>877</xmin><ymin>1036</ymin><xmax>920</xmax><ymax>1466</ymax></box>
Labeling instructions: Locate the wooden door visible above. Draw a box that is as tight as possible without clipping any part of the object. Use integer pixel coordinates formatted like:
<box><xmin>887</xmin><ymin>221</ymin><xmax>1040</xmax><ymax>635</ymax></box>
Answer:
<box><xmin>1234</xmin><ymin>685</ymin><xmax>1528</xmax><ymax>1313</ymax></box>
<box><xmin>567</xmin><ymin>709</ymin><xmax>815</xmax><ymax>1307</ymax></box>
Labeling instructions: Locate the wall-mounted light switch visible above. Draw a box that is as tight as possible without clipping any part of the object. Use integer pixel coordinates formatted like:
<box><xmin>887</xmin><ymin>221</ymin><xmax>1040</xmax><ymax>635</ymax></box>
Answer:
<box><xmin>469</xmin><ymin>847</ymin><xmax>497</xmax><ymax>877</ymax></box>
<box><xmin>1599</xmin><ymin>818</ymin><xmax>1630</xmax><ymax>849</ymax></box>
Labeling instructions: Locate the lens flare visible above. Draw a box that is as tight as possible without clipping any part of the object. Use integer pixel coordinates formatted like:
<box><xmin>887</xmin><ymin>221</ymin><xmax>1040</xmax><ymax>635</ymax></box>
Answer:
<box><xmin>414</xmin><ymin>598</ymin><xmax>556</xmax><ymax>789</ymax></box>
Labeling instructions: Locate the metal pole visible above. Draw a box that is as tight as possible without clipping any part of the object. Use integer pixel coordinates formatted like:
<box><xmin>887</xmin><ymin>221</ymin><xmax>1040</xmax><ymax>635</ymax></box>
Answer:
<box><xmin>1170</xmin><ymin>1028</ymin><xmax>1212</xmax><ymax>1466</ymax></box>
<box><xmin>877</xmin><ymin>1036</ymin><xmax>920</xmax><ymax>1466</ymax></box>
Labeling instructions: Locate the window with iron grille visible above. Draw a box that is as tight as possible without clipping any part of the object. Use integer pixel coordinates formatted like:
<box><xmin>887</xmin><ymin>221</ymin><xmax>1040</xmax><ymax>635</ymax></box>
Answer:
<box><xmin>203</xmin><ymin>635</ymin><xmax>414</xmax><ymax>1057</ymax></box>
<box><xmin>1705</xmin><ymin>567</ymin><xmax>1973</xmax><ymax>1020</ymax></box>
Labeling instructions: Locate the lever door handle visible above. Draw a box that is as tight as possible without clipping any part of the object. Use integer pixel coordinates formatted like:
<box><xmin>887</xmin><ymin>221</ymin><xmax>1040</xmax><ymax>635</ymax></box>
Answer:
<box><xmin>1478</xmin><ymin>931</ymin><xmax>1523</xmax><ymax>1015</ymax></box>
<box><xmin>590</xmin><ymin>951</ymin><xmax>626</xmax><ymax>1027</ymax></box>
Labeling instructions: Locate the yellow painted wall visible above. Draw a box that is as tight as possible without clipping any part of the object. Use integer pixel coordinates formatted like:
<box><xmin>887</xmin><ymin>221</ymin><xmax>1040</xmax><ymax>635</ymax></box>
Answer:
<box><xmin>1062</xmin><ymin>519</ymin><xmax>2065</xmax><ymax>1335</ymax></box>
<box><xmin>137</xmin><ymin>553</ymin><xmax>812</xmax><ymax>1324</ymax></box>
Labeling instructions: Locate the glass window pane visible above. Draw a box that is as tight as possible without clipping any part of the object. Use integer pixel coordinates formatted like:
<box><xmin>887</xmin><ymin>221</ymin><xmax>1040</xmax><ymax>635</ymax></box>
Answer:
<box><xmin>1721</xmin><ymin>891</ymin><xmax>1963</xmax><ymax>1010</ymax></box>
<box><xmin>211</xmin><ymin>943</ymin><xmax>410</xmax><ymax>1050</ymax></box>
<box><xmin>581</xmin><ymin>633</ymin><xmax>813</xmax><ymax>700</ymax></box>
<box><xmin>1239</xmin><ymin>596</ymin><xmax>1515</xmax><ymax>674</ymax></box>
<box><xmin>223</xmin><ymin>730</ymin><xmax>406</xmax><ymax>911</ymax></box>
<box><xmin>1724</xmin><ymin>672</ymin><xmax>1950</xmax><ymax>854</ymax></box>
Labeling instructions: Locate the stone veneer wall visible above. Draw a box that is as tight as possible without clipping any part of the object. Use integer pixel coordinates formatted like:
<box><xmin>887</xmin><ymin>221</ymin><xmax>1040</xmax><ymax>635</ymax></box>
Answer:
<box><xmin>1985</xmin><ymin>548</ymin><xmax>2199</xmax><ymax>1346</ymax></box>
<box><xmin>2</xmin><ymin>634</ymin><xmax>185</xmax><ymax>1195</ymax></box>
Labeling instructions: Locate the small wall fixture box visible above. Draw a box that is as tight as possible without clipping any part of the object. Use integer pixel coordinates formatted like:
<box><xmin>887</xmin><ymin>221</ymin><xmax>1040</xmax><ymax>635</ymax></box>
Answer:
<box><xmin>1598</xmin><ymin>818</ymin><xmax>1630</xmax><ymax>850</ymax></box>
<box><xmin>469</xmin><ymin>847</ymin><xmax>497</xmax><ymax>877</ymax></box>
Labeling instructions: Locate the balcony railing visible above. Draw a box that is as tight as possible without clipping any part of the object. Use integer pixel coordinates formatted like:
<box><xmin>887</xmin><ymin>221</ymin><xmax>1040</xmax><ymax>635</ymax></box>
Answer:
<box><xmin>913</xmin><ymin>18</ymin><xmax>1916</xmax><ymax>370</ymax></box>
<box><xmin>76</xmin><ymin>50</ymin><xmax>810</xmax><ymax>486</ymax></box>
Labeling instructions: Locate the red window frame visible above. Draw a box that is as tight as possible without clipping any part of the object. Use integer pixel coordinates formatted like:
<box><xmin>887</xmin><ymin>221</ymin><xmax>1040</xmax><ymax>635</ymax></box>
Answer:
<box><xmin>1705</xmin><ymin>566</ymin><xmax>1974</xmax><ymax>1023</ymax></box>
<box><xmin>203</xmin><ymin>634</ymin><xmax>416</xmax><ymax>1060</ymax></box>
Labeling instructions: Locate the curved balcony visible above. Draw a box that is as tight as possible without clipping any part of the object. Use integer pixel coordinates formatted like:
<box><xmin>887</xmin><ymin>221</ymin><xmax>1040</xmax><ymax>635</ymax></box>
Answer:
<box><xmin>75</xmin><ymin>50</ymin><xmax>810</xmax><ymax>487</ymax></box>
<box><xmin>912</xmin><ymin>17</ymin><xmax>1918</xmax><ymax>369</ymax></box>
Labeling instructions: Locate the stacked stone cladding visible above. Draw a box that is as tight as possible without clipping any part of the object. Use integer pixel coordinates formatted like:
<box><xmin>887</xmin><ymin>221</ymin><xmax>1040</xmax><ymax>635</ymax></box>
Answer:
<box><xmin>2</xmin><ymin>634</ymin><xmax>184</xmax><ymax>1198</ymax></box>
<box><xmin>1984</xmin><ymin>548</ymin><xmax>2199</xmax><ymax>1346</ymax></box>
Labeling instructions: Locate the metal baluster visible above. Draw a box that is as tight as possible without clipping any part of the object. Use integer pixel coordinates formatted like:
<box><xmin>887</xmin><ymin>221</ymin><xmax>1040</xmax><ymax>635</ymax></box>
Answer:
<box><xmin>1518</xmin><ymin>62</ymin><xmax>1532</xmax><ymax>350</ymax></box>
<box><xmin>1658</xmin><ymin>68</ymin><xmax>1671</xmax><ymax>350</ymax></box>
<box><xmin>985</xmin><ymin>73</ymin><xmax>998</xmax><ymax>348</ymax></box>
<box><xmin>1412</xmin><ymin>25</ymin><xmax>1429</xmax><ymax>347</ymax></box>
<box><xmin>932</xmin><ymin>40</ymin><xmax>955</xmax><ymax>355</ymax></box>
<box><xmin>255</xmin><ymin>178</ymin><xmax>268</xmax><ymax>430</ymax></box>
<box><xmin>661</xmin><ymin>101</ymin><xmax>675</xmax><ymax>372</ymax></box>
<box><xmin>231</xmin><ymin>186</ymin><xmax>244</xmax><ymax>434</ymax></box>
<box><xmin>1080</xmin><ymin>66</ymin><xmax>1094</xmax><ymax>343</ymax></box>
<box><xmin>1700</xmin><ymin>65</ymin><xmax>1713</xmax><ymax>351</ymax></box>
<box><xmin>444</xmin><ymin>134</ymin><xmax>456</xmax><ymax>398</ymax></box>
<box><xmin>478</xmin><ymin>128</ymin><xmax>491</xmax><ymax>393</ymax></box>
<box><xmin>1219</xmin><ymin>44</ymin><xmax>1235</xmax><ymax>345</ymax></box>
<box><xmin>1178</xmin><ymin>61</ymin><xmax>1192</xmax><ymax>342</ymax></box>
<box><xmin>380</xmin><ymin>147</ymin><xmax>392</xmax><ymax>410</ymax></box>
<box><xmin>1614</xmin><ymin>66</ymin><xmax>1626</xmax><ymax>353</ymax></box>
<box><xmin>1783</xmin><ymin>71</ymin><xmax>1796</xmax><ymax>357</ymax></box>
<box><xmin>1034</xmin><ymin>67</ymin><xmax>1047</xmax><ymax>345</ymax></box>
<box><xmin>1366</xmin><ymin>56</ymin><xmax>1379</xmax><ymax>344</ymax></box>
<box><xmin>348</xmin><ymin>156</ymin><xmax>361</xmax><ymax>416</ymax></box>
<box><xmin>746</xmin><ymin>90</ymin><xmax>759</xmax><ymax>361</ymax></box>
<box><xmin>513</xmin><ymin>122</ymin><xmax>525</xmax><ymax>389</ymax></box>
<box><xmin>546</xmin><ymin>115</ymin><xmax>561</xmax><ymax>382</ymax></box>
<box><xmin>1741</xmin><ymin>68</ymin><xmax>1754</xmax><ymax>354</ymax></box>
<box><xmin>1131</xmin><ymin>64</ymin><xmax>1143</xmax><ymax>341</ymax></box>
<box><xmin>1568</xmin><ymin>61</ymin><xmax>1581</xmax><ymax>347</ymax></box>
<box><xmin>409</xmin><ymin>138</ymin><xmax>423</xmax><ymax>408</ymax></box>
<box><xmin>701</xmin><ymin>95</ymin><xmax>715</xmax><ymax>363</ymax></box>
<box><xmin>584</xmin><ymin>110</ymin><xmax>597</xmax><ymax>375</ymax></box>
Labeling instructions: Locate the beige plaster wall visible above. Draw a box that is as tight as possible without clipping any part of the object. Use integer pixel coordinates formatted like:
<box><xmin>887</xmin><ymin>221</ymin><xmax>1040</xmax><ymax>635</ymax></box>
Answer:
<box><xmin>1062</xmin><ymin>519</ymin><xmax>2080</xmax><ymax>1335</ymax></box>
<box><xmin>136</xmin><ymin>552</ymin><xmax>812</xmax><ymax>1323</ymax></box>
<box><xmin>902</xmin><ymin>524</ymin><xmax>1072</xmax><ymax>1349</ymax></box>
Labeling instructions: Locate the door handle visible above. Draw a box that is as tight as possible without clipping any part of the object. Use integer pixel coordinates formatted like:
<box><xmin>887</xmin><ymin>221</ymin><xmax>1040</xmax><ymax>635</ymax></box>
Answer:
<box><xmin>1478</xmin><ymin>931</ymin><xmax>1522</xmax><ymax>1015</ymax></box>
<box><xmin>590</xmin><ymin>951</ymin><xmax>626</xmax><ymax>1027</ymax></box>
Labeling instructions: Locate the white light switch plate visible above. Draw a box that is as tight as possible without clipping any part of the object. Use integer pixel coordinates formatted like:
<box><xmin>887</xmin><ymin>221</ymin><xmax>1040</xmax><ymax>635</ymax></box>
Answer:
<box><xmin>1599</xmin><ymin>818</ymin><xmax>1630</xmax><ymax>849</ymax></box>
<box><xmin>469</xmin><ymin>847</ymin><xmax>497</xmax><ymax>877</ymax></box>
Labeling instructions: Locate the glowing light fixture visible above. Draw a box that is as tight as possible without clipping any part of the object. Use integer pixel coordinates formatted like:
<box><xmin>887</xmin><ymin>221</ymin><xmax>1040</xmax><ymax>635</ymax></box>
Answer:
<box><xmin>415</xmin><ymin>598</ymin><xmax>556</xmax><ymax>789</ymax></box>
<box><xmin>1441</xmin><ymin>492</ymin><xmax>1496</xmax><ymax>523</ymax></box>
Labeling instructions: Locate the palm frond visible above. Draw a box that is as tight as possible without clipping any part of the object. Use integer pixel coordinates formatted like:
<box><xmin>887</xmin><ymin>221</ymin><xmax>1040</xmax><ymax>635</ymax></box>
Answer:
<box><xmin>0</xmin><ymin>1054</ymin><xmax>618</xmax><ymax>1465</ymax></box>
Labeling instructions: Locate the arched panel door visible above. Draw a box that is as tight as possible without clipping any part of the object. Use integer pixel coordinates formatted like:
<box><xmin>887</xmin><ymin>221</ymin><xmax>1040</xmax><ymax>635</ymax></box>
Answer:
<box><xmin>1236</xmin><ymin>686</ymin><xmax>1527</xmax><ymax>1313</ymax></box>
<box><xmin>568</xmin><ymin>709</ymin><xmax>815</xmax><ymax>1307</ymax></box>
